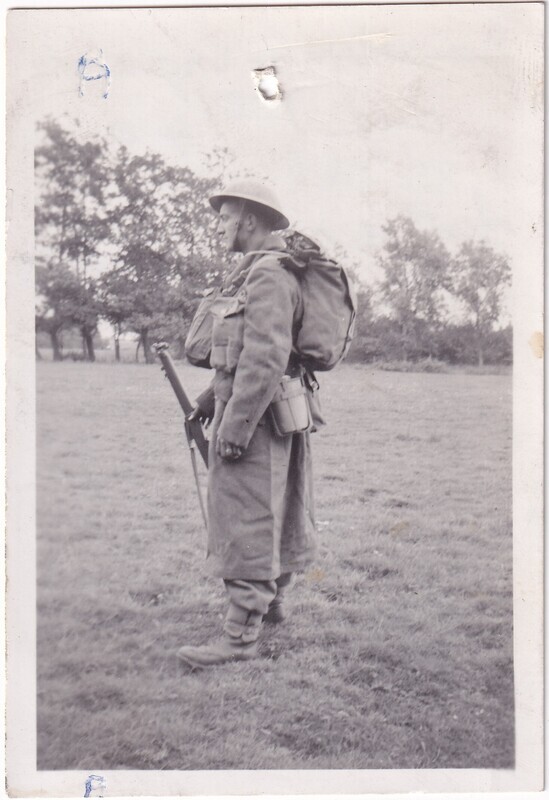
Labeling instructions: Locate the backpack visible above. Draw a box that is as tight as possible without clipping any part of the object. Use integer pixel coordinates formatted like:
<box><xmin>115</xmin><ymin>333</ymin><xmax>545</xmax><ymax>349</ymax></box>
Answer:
<box><xmin>279</xmin><ymin>247</ymin><xmax>357</xmax><ymax>372</ymax></box>
<box><xmin>185</xmin><ymin>245</ymin><xmax>357</xmax><ymax>372</ymax></box>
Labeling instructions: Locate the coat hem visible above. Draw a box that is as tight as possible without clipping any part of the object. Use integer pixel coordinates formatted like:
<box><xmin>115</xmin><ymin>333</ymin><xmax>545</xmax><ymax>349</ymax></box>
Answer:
<box><xmin>207</xmin><ymin>554</ymin><xmax>315</xmax><ymax>582</ymax></box>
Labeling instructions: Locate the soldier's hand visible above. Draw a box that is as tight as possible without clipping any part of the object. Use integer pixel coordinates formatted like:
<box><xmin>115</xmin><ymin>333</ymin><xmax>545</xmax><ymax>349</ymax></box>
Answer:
<box><xmin>216</xmin><ymin>436</ymin><xmax>244</xmax><ymax>461</ymax></box>
<box><xmin>187</xmin><ymin>405</ymin><xmax>212</xmax><ymax>429</ymax></box>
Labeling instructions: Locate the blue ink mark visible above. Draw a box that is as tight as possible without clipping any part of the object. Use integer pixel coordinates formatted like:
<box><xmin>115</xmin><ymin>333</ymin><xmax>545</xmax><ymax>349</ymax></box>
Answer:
<box><xmin>78</xmin><ymin>49</ymin><xmax>111</xmax><ymax>99</ymax></box>
<box><xmin>84</xmin><ymin>775</ymin><xmax>106</xmax><ymax>798</ymax></box>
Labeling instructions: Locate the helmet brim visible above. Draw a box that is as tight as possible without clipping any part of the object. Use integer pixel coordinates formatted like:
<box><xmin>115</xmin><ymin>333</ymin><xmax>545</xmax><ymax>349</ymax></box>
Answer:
<box><xmin>209</xmin><ymin>193</ymin><xmax>290</xmax><ymax>230</ymax></box>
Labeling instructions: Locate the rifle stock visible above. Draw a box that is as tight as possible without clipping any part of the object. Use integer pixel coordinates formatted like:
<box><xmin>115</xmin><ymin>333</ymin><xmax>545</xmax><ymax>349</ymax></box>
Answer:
<box><xmin>154</xmin><ymin>343</ymin><xmax>209</xmax><ymax>467</ymax></box>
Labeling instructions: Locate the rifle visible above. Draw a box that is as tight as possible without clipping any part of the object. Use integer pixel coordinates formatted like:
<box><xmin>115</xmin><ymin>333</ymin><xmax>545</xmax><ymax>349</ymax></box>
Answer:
<box><xmin>154</xmin><ymin>342</ymin><xmax>209</xmax><ymax>466</ymax></box>
<box><xmin>154</xmin><ymin>342</ymin><xmax>209</xmax><ymax>526</ymax></box>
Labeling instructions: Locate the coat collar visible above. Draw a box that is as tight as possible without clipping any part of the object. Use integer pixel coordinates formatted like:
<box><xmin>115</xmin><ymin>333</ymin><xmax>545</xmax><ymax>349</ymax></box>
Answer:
<box><xmin>221</xmin><ymin>234</ymin><xmax>288</xmax><ymax>294</ymax></box>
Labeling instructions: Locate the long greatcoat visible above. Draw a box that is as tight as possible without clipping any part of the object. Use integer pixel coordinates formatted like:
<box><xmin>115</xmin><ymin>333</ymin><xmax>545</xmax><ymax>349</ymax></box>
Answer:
<box><xmin>195</xmin><ymin>234</ymin><xmax>316</xmax><ymax>581</ymax></box>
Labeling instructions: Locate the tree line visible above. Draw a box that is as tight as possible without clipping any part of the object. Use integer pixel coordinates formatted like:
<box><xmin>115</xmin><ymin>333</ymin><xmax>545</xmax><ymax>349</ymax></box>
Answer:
<box><xmin>35</xmin><ymin>118</ymin><xmax>512</xmax><ymax>367</ymax></box>
<box><xmin>35</xmin><ymin>119</ymin><xmax>228</xmax><ymax>363</ymax></box>
<box><xmin>348</xmin><ymin>218</ymin><xmax>511</xmax><ymax>366</ymax></box>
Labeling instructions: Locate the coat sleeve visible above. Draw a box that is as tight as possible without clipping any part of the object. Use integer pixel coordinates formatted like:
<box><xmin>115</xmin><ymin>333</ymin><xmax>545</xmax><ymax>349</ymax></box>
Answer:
<box><xmin>195</xmin><ymin>380</ymin><xmax>216</xmax><ymax>419</ymax></box>
<box><xmin>217</xmin><ymin>258</ymin><xmax>300</xmax><ymax>449</ymax></box>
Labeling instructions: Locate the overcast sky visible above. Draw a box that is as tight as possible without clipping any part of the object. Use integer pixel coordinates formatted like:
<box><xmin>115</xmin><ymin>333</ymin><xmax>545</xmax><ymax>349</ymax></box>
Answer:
<box><xmin>16</xmin><ymin>4</ymin><xmax>542</xmax><ymax>286</ymax></box>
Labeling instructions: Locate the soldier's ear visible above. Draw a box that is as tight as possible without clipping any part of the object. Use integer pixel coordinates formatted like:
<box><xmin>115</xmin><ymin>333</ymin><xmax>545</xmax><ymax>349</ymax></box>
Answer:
<box><xmin>245</xmin><ymin>211</ymin><xmax>258</xmax><ymax>231</ymax></box>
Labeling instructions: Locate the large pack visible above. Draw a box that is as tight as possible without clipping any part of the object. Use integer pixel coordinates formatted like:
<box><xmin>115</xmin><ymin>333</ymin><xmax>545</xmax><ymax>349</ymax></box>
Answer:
<box><xmin>277</xmin><ymin>229</ymin><xmax>357</xmax><ymax>371</ymax></box>
<box><xmin>280</xmin><ymin>246</ymin><xmax>357</xmax><ymax>371</ymax></box>
<box><xmin>185</xmin><ymin>235</ymin><xmax>357</xmax><ymax>372</ymax></box>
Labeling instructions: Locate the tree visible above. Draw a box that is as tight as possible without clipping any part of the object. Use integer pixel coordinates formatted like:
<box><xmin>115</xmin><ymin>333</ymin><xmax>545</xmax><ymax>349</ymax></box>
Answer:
<box><xmin>378</xmin><ymin>217</ymin><xmax>450</xmax><ymax>360</ymax></box>
<box><xmin>69</xmin><ymin>278</ymin><xmax>101</xmax><ymax>361</ymax></box>
<box><xmin>35</xmin><ymin>263</ymin><xmax>82</xmax><ymax>360</ymax></box>
<box><xmin>101</xmin><ymin>146</ymin><xmax>225</xmax><ymax>362</ymax></box>
<box><xmin>35</xmin><ymin>119</ymin><xmax>111</xmax><ymax>358</ymax></box>
<box><xmin>346</xmin><ymin>284</ymin><xmax>376</xmax><ymax>362</ymax></box>
<box><xmin>96</xmin><ymin>271</ymin><xmax>134</xmax><ymax>362</ymax></box>
<box><xmin>450</xmin><ymin>241</ymin><xmax>511</xmax><ymax>366</ymax></box>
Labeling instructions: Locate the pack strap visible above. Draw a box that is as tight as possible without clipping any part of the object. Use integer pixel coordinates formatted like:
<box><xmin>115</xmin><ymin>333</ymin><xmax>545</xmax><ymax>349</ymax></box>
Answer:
<box><xmin>221</xmin><ymin>250</ymin><xmax>293</xmax><ymax>295</ymax></box>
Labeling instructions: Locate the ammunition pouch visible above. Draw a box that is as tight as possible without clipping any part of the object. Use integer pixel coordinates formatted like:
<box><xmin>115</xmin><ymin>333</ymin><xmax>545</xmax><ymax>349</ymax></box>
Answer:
<box><xmin>185</xmin><ymin>288</ymin><xmax>246</xmax><ymax>369</ymax></box>
<box><xmin>184</xmin><ymin>288</ymin><xmax>218</xmax><ymax>368</ymax></box>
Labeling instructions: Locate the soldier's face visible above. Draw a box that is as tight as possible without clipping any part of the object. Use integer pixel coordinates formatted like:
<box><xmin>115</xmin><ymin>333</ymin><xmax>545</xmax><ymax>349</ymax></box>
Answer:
<box><xmin>217</xmin><ymin>200</ymin><xmax>245</xmax><ymax>253</ymax></box>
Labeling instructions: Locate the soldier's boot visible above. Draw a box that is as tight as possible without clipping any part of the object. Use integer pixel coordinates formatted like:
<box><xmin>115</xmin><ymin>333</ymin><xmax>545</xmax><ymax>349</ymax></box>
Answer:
<box><xmin>176</xmin><ymin>635</ymin><xmax>258</xmax><ymax>670</ymax></box>
<box><xmin>263</xmin><ymin>598</ymin><xmax>285</xmax><ymax>624</ymax></box>
<box><xmin>263</xmin><ymin>572</ymin><xmax>293</xmax><ymax>624</ymax></box>
<box><xmin>177</xmin><ymin>608</ymin><xmax>262</xmax><ymax>670</ymax></box>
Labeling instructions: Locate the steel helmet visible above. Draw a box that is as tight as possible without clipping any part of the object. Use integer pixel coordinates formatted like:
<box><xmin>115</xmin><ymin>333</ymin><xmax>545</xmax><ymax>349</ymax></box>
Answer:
<box><xmin>209</xmin><ymin>179</ymin><xmax>290</xmax><ymax>230</ymax></box>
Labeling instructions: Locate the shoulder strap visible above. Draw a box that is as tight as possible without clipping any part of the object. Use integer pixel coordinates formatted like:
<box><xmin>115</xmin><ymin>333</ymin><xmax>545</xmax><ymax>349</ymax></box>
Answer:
<box><xmin>245</xmin><ymin>249</ymin><xmax>291</xmax><ymax>261</ymax></box>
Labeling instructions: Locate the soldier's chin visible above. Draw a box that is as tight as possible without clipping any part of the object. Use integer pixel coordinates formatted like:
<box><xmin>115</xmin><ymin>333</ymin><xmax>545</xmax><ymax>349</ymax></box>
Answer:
<box><xmin>225</xmin><ymin>238</ymin><xmax>240</xmax><ymax>253</ymax></box>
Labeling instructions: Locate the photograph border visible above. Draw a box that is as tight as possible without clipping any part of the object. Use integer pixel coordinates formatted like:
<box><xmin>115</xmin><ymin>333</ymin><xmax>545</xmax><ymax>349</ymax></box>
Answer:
<box><xmin>5</xmin><ymin>2</ymin><xmax>544</xmax><ymax>795</ymax></box>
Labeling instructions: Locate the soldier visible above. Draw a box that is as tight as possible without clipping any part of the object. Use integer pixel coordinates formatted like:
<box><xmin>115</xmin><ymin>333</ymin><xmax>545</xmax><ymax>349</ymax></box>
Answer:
<box><xmin>177</xmin><ymin>180</ymin><xmax>317</xmax><ymax>669</ymax></box>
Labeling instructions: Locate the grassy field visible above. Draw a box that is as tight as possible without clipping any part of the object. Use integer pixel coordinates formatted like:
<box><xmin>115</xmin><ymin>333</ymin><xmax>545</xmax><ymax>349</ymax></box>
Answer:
<box><xmin>37</xmin><ymin>361</ymin><xmax>513</xmax><ymax>770</ymax></box>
